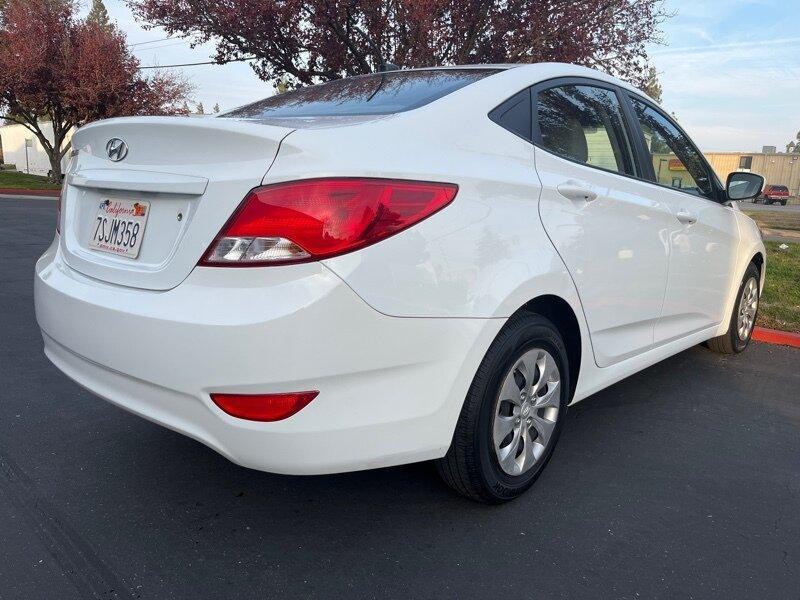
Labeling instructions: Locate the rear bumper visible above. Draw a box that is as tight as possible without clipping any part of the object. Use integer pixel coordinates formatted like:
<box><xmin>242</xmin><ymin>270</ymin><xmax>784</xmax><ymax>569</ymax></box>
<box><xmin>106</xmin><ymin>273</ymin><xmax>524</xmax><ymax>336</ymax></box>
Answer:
<box><xmin>34</xmin><ymin>241</ymin><xmax>503</xmax><ymax>474</ymax></box>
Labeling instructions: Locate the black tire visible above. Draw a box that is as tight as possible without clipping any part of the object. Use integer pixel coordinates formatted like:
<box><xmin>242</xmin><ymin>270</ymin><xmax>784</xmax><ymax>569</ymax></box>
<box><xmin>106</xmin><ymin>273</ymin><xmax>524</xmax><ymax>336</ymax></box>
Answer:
<box><xmin>706</xmin><ymin>263</ymin><xmax>760</xmax><ymax>354</ymax></box>
<box><xmin>436</xmin><ymin>312</ymin><xmax>570</xmax><ymax>503</ymax></box>
<box><xmin>781</xmin><ymin>200</ymin><xmax>787</xmax><ymax>206</ymax></box>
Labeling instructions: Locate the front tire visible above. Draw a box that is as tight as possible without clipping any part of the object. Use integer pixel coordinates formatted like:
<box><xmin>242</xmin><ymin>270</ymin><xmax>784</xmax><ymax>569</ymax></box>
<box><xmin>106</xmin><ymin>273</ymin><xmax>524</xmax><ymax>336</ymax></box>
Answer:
<box><xmin>436</xmin><ymin>313</ymin><xmax>570</xmax><ymax>503</ymax></box>
<box><xmin>706</xmin><ymin>263</ymin><xmax>760</xmax><ymax>354</ymax></box>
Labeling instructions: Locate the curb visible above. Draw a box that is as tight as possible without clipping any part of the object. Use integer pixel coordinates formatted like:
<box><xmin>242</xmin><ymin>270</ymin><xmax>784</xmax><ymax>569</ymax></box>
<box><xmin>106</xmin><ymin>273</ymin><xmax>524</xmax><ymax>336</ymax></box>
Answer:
<box><xmin>753</xmin><ymin>327</ymin><xmax>800</xmax><ymax>349</ymax></box>
<box><xmin>0</xmin><ymin>194</ymin><xmax>59</xmax><ymax>201</ymax></box>
<box><xmin>0</xmin><ymin>188</ymin><xmax>60</xmax><ymax>197</ymax></box>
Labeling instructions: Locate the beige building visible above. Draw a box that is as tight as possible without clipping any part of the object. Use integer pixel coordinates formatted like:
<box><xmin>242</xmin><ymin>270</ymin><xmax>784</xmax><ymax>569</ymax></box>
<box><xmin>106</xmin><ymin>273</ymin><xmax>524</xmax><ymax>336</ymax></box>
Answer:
<box><xmin>705</xmin><ymin>152</ymin><xmax>800</xmax><ymax>198</ymax></box>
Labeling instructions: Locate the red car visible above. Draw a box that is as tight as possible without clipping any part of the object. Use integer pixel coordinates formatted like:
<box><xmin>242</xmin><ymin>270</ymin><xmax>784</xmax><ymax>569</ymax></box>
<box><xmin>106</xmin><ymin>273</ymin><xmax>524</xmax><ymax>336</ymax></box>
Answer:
<box><xmin>756</xmin><ymin>184</ymin><xmax>790</xmax><ymax>205</ymax></box>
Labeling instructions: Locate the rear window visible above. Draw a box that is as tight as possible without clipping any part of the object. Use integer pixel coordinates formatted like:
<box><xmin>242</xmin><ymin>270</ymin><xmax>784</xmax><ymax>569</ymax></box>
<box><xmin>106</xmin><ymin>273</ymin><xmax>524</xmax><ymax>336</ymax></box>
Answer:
<box><xmin>224</xmin><ymin>69</ymin><xmax>500</xmax><ymax>119</ymax></box>
<box><xmin>771</xmin><ymin>185</ymin><xmax>789</xmax><ymax>192</ymax></box>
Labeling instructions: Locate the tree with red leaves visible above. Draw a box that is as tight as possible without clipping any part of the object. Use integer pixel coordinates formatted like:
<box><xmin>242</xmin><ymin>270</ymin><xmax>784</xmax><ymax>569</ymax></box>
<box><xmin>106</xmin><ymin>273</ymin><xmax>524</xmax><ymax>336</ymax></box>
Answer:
<box><xmin>129</xmin><ymin>0</ymin><xmax>666</xmax><ymax>89</ymax></box>
<box><xmin>0</xmin><ymin>0</ymin><xmax>191</xmax><ymax>182</ymax></box>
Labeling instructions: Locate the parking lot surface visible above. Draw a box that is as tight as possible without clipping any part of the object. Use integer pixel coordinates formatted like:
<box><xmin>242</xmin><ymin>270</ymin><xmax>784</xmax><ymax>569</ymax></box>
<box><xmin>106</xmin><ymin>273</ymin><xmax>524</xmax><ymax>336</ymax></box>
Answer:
<box><xmin>1</xmin><ymin>197</ymin><xmax>799</xmax><ymax>599</ymax></box>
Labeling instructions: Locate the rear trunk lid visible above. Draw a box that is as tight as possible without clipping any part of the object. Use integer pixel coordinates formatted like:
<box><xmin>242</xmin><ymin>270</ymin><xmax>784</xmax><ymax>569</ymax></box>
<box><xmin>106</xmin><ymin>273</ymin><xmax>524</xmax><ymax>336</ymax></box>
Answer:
<box><xmin>60</xmin><ymin>116</ymin><xmax>293</xmax><ymax>290</ymax></box>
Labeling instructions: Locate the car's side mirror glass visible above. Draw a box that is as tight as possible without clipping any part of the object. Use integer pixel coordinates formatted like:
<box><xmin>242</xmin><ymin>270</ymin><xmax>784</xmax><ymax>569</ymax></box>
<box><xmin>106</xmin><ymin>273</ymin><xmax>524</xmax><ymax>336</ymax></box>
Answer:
<box><xmin>726</xmin><ymin>172</ymin><xmax>764</xmax><ymax>201</ymax></box>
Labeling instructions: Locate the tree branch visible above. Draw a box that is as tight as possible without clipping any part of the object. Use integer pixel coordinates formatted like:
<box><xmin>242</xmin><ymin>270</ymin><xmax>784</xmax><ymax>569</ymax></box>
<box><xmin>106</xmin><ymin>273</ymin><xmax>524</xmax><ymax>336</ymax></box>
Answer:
<box><xmin>322</xmin><ymin>1</ymin><xmax>374</xmax><ymax>74</ymax></box>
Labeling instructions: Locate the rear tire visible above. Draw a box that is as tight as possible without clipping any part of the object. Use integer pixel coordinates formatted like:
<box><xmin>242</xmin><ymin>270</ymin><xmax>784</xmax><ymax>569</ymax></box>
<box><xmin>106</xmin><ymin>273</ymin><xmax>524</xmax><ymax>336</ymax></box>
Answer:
<box><xmin>436</xmin><ymin>313</ymin><xmax>570</xmax><ymax>503</ymax></box>
<box><xmin>781</xmin><ymin>200</ymin><xmax>787</xmax><ymax>206</ymax></box>
<box><xmin>706</xmin><ymin>263</ymin><xmax>760</xmax><ymax>354</ymax></box>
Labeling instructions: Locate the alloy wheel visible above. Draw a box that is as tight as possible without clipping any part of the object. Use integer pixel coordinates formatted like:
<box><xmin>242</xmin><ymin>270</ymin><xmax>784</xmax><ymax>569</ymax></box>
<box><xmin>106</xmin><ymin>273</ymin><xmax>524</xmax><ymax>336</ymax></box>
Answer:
<box><xmin>737</xmin><ymin>277</ymin><xmax>759</xmax><ymax>341</ymax></box>
<box><xmin>492</xmin><ymin>348</ymin><xmax>561</xmax><ymax>476</ymax></box>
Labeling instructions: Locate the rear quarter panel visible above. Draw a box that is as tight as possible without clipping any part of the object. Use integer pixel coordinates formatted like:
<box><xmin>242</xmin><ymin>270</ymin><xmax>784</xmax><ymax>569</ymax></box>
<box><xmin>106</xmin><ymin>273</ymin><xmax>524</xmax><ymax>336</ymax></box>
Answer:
<box><xmin>265</xmin><ymin>67</ymin><xmax>588</xmax><ymax>322</ymax></box>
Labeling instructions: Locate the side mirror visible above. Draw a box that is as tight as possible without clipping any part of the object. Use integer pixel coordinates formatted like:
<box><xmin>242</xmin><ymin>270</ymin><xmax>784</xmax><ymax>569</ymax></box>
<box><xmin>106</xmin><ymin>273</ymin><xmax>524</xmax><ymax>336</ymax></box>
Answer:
<box><xmin>726</xmin><ymin>171</ymin><xmax>764</xmax><ymax>202</ymax></box>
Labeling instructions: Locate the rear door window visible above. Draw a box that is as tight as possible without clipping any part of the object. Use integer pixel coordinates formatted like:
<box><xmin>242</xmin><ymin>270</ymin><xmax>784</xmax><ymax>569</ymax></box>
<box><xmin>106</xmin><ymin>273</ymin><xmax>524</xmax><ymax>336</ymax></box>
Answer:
<box><xmin>225</xmin><ymin>69</ymin><xmax>500</xmax><ymax>119</ymax></box>
<box><xmin>534</xmin><ymin>84</ymin><xmax>636</xmax><ymax>176</ymax></box>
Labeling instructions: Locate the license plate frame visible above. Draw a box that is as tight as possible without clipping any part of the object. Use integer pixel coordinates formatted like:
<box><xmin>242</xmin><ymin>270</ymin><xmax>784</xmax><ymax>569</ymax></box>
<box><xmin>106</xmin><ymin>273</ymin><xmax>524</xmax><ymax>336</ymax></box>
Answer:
<box><xmin>88</xmin><ymin>198</ymin><xmax>150</xmax><ymax>259</ymax></box>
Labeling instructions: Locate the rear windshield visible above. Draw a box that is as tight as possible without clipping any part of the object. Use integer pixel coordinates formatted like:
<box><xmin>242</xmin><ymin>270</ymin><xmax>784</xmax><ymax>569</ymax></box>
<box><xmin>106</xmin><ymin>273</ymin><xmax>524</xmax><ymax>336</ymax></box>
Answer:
<box><xmin>224</xmin><ymin>69</ymin><xmax>500</xmax><ymax>119</ymax></box>
<box><xmin>771</xmin><ymin>185</ymin><xmax>789</xmax><ymax>192</ymax></box>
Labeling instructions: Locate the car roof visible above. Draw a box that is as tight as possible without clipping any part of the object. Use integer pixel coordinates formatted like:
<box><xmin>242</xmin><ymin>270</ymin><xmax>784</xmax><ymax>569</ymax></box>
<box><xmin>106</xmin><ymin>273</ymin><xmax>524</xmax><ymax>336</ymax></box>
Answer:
<box><xmin>395</xmin><ymin>64</ymin><xmax>521</xmax><ymax>71</ymax></box>
<box><xmin>391</xmin><ymin>62</ymin><xmax>645</xmax><ymax>100</ymax></box>
<box><xmin>221</xmin><ymin>63</ymin><xmax>652</xmax><ymax>128</ymax></box>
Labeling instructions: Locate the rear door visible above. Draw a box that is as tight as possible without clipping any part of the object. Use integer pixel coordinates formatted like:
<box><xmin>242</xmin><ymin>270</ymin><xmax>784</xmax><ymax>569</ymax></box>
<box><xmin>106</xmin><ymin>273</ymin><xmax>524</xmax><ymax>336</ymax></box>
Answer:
<box><xmin>624</xmin><ymin>95</ymin><xmax>740</xmax><ymax>344</ymax></box>
<box><xmin>533</xmin><ymin>79</ymin><xmax>674</xmax><ymax>367</ymax></box>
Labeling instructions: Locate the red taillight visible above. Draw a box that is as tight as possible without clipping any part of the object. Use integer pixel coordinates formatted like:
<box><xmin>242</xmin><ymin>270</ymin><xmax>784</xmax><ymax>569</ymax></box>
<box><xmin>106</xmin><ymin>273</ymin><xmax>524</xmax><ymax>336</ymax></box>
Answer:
<box><xmin>200</xmin><ymin>178</ymin><xmax>458</xmax><ymax>266</ymax></box>
<box><xmin>210</xmin><ymin>391</ymin><xmax>319</xmax><ymax>422</ymax></box>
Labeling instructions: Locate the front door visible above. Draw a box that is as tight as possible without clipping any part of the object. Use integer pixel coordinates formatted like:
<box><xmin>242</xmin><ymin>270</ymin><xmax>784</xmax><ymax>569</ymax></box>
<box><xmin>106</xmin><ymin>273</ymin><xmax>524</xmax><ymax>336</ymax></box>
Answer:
<box><xmin>626</xmin><ymin>97</ymin><xmax>739</xmax><ymax>344</ymax></box>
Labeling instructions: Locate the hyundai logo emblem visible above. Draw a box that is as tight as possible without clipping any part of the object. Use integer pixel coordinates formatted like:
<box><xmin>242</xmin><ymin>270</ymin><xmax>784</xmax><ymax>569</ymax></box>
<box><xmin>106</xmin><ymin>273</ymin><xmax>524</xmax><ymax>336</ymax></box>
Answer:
<box><xmin>106</xmin><ymin>138</ymin><xmax>128</xmax><ymax>162</ymax></box>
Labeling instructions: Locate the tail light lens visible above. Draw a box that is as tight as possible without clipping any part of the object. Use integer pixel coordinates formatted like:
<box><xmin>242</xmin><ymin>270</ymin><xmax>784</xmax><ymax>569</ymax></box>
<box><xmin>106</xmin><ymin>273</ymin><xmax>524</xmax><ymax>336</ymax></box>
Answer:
<box><xmin>210</xmin><ymin>391</ymin><xmax>319</xmax><ymax>422</ymax></box>
<box><xmin>200</xmin><ymin>178</ymin><xmax>458</xmax><ymax>266</ymax></box>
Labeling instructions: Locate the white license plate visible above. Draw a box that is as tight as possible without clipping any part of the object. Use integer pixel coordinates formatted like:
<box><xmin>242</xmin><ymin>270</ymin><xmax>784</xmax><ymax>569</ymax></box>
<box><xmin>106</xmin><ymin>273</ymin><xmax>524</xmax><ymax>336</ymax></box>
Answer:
<box><xmin>88</xmin><ymin>199</ymin><xmax>150</xmax><ymax>259</ymax></box>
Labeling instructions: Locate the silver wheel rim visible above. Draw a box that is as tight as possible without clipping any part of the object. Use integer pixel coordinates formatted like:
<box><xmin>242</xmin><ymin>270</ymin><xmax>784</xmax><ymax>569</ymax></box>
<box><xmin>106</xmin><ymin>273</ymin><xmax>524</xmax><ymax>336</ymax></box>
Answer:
<box><xmin>737</xmin><ymin>277</ymin><xmax>759</xmax><ymax>341</ymax></box>
<box><xmin>492</xmin><ymin>348</ymin><xmax>561</xmax><ymax>476</ymax></box>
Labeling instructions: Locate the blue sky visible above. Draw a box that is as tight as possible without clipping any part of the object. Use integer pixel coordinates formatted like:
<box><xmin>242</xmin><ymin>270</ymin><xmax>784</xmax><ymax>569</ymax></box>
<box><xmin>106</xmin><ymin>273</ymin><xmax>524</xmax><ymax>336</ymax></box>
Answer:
<box><xmin>94</xmin><ymin>0</ymin><xmax>799</xmax><ymax>152</ymax></box>
<box><xmin>649</xmin><ymin>0</ymin><xmax>800</xmax><ymax>151</ymax></box>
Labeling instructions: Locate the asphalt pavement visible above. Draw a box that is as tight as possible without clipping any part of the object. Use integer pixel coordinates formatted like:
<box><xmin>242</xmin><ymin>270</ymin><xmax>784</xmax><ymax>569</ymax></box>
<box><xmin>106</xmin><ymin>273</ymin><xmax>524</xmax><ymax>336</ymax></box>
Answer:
<box><xmin>1</xmin><ymin>196</ymin><xmax>799</xmax><ymax>599</ymax></box>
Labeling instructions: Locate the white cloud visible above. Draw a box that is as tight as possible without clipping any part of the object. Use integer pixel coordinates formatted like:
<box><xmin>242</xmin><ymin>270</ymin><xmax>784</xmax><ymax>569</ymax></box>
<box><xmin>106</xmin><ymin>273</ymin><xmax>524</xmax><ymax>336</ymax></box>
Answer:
<box><xmin>651</xmin><ymin>37</ymin><xmax>800</xmax><ymax>56</ymax></box>
<box><xmin>683</xmin><ymin>26</ymin><xmax>715</xmax><ymax>43</ymax></box>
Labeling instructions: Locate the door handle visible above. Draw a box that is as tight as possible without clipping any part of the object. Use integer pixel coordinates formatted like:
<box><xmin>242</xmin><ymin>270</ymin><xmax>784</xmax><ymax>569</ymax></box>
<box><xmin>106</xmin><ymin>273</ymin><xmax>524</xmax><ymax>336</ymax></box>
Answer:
<box><xmin>557</xmin><ymin>182</ymin><xmax>598</xmax><ymax>203</ymax></box>
<box><xmin>676</xmin><ymin>210</ymin><xmax>697</xmax><ymax>225</ymax></box>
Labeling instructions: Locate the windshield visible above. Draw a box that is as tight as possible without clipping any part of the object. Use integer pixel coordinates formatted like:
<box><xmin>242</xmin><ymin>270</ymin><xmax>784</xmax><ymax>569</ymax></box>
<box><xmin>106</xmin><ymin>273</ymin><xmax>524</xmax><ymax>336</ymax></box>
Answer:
<box><xmin>224</xmin><ymin>69</ymin><xmax>501</xmax><ymax>119</ymax></box>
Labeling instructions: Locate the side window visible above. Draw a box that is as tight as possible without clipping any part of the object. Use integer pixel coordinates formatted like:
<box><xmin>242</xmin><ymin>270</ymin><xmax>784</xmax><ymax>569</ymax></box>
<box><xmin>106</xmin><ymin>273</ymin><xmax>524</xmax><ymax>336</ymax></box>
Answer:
<box><xmin>489</xmin><ymin>89</ymin><xmax>531</xmax><ymax>140</ymax></box>
<box><xmin>630</xmin><ymin>98</ymin><xmax>714</xmax><ymax>199</ymax></box>
<box><xmin>535</xmin><ymin>84</ymin><xmax>635</xmax><ymax>175</ymax></box>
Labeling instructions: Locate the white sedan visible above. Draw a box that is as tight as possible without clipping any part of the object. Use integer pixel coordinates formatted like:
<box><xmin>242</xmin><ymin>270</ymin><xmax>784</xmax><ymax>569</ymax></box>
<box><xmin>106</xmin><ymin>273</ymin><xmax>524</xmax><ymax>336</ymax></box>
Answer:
<box><xmin>35</xmin><ymin>63</ymin><xmax>765</xmax><ymax>502</ymax></box>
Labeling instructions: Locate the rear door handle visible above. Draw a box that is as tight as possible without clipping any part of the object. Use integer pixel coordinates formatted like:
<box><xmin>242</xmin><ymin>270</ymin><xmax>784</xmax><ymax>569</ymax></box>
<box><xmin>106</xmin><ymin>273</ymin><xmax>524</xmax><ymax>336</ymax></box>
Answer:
<box><xmin>557</xmin><ymin>182</ymin><xmax>598</xmax><ymax>203</ymax></box>
<box><xmin>676</xmin><ymin>210</ymin><xmax>697</xmax><ymax>225</ymax></box>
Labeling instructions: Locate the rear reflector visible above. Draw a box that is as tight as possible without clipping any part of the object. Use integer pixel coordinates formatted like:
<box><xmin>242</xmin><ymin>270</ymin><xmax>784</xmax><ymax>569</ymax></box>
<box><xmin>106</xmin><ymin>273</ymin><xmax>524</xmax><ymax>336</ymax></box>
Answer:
<box><xmin>210</xmin><ymin>391</ymin><xmax>319</xmax><ymax>422</ymax></box>
<box><xmin>200</xmin><ymin>178</ymin><xmax>458</xmax><ymax>266</ymax></box>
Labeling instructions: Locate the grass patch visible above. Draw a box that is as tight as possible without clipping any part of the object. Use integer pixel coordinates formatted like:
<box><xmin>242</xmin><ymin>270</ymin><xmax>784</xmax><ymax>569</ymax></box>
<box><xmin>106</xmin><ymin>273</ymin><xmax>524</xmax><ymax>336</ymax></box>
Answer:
<box><xmin>759</xmin><ymin>241</ymin><xmax>800</xmax><ymax>332</ymax></box>
<box><xmin>743</xmin><ymin>210</ymin><xmax>800</xmax><ymax>232</ymax></box>
<box><xmin>0</xmin><ymin>171</ymin><xmax>61</xmax><ymax>190</ymax></box>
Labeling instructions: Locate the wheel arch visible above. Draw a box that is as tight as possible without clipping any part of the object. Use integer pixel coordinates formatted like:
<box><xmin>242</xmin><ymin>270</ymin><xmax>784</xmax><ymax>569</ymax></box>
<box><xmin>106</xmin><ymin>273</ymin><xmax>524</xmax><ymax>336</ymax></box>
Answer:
<box><xmin>751</xmin><ymin>251</ymin><xmax>764</xmax><ymax>279</ymax></box>
<box><xmin>713</xmin><ymin>242</ymin><xmax>766</xmax><ymax>340</ymax></box>
<box><xmin>515</xmin><ymin>294</ymin><xmax>582</xmax><ymax>401</ymax></box>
